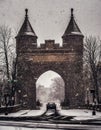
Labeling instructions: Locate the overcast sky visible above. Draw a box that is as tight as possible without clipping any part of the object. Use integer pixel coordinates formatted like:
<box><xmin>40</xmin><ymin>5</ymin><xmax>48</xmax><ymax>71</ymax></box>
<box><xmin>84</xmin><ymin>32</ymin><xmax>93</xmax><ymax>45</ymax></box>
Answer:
<box><xmin>0</xmin><ymin>0</ymin><xmax>101</xmax><ymax>45</ymax></box>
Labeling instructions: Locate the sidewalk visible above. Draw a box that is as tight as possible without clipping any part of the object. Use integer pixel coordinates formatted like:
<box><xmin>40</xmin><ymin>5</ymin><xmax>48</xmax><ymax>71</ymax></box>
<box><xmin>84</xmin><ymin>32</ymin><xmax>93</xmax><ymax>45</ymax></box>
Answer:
<box><xmin>0</xmin><ymin>109</ymin><xmax>45</xmax><ymax>117</ymax></box>
<box><xmin>59</xmin><ymin>109</ymin><xmax>101</xmax><ymax>121</ymax></box>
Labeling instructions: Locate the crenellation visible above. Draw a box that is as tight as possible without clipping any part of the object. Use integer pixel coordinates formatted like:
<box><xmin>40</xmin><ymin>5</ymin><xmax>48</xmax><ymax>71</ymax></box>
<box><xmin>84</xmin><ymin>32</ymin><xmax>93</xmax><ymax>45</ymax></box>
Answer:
<box><xmin>40</xmin><ymin>40</ymin><xmax>60</xmax><ymax>50</ymax></box>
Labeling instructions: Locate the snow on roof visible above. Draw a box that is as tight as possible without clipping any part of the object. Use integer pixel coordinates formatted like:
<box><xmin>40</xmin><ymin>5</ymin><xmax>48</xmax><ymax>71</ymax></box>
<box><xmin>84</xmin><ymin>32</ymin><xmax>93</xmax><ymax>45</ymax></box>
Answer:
<box><xmin>69</xmin><ymin>32</ymin><xmax>83</xmax><ymax>35</ymax></box>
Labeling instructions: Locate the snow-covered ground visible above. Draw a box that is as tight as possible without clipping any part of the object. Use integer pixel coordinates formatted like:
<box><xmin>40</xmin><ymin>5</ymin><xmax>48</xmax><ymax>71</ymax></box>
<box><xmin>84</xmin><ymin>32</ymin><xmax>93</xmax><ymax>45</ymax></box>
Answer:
<box><xmin>0</xmin><ymin>103</ymin><xmax>101</xmax><ymax>121</ymax></box>
<box><xmin>0</xmin><ymin>109</ymin><xmax>44</xmax><ymax>117</ymax></box>
<box><xmin>0</xmin><ymin>105</ymin><xmax>46</xmax><ymax>117</ymax></box>
<box><xmin>59</xmin><ymin>109</ymin><xmax>101</xmax><ymax>120</ymax></box>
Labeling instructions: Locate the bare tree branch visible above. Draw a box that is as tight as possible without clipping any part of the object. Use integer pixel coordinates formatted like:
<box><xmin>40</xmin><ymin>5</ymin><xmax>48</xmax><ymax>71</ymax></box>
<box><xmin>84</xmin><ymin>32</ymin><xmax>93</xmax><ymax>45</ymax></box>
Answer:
<box><xmin>84</xmin><ymin>36</ymin><xmax>101</xmax><ymax>103</ymax></box>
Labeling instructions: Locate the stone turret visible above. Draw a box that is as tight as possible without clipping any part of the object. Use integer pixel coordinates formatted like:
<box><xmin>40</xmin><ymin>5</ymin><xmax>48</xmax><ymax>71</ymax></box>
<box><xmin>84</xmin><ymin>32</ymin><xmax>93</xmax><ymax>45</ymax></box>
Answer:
<box><xmin>15</xmin><ymin>9</ymin><xmax>38</xmax><ymax>109</ymax></box>
<box><xmin>62</xmin><ymin>9</ymin><xmax>84</xmax><ymax>107</ymax></box>
<box><xmin>62</xmin><ymin>8</ymin><xmax>84</xmax><ymax>53</ymax></box>
<box><xmin>16</xmin><ymin>9</ymin><xmax>38</xmax><ymax>53</ymax></box>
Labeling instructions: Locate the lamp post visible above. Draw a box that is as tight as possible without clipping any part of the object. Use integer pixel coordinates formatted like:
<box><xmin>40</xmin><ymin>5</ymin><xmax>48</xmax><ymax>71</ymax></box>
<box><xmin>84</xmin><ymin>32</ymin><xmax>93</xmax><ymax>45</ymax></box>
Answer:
<box><xmin>90</xmin><ymin>89</ymin><xmax>96</xmax><ymax>115</ymax></box>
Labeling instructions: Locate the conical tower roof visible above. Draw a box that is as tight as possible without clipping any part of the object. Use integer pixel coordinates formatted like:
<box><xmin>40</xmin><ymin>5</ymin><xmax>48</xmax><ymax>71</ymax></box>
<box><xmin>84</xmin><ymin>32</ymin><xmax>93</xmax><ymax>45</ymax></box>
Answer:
<box><xmin>62</xmin><ymin>8</ymin><xmax>83</xmax><ymax>37</ymax></box>
<box><xmin>17</xmin><ymin>9</ymin><xmax>37</xmax><ymax>37</ymax></box>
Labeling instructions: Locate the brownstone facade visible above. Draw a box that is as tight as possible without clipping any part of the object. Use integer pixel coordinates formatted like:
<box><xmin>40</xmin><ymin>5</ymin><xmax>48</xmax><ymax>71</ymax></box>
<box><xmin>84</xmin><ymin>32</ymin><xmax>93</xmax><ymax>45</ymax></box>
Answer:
<box><xmin>16</xmin><ymin>8</ymin><xmax>85</xmax><ymax>109</ymax></box>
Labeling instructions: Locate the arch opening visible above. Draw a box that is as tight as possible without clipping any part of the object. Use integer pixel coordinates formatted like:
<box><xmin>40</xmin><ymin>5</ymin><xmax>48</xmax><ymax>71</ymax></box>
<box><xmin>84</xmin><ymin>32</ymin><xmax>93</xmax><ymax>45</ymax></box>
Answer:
<box><xmin>36</xmin><ymin>70</ymin><xmax>65</xmax><ymax>104</ymax></box>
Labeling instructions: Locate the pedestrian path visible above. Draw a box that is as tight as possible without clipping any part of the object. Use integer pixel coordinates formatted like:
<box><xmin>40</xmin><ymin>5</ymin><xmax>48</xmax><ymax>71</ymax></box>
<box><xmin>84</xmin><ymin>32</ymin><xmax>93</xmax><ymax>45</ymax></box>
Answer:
<box><xmin>59</xmin><ymin>109</ymin><xmax>101</xmax><ymax>120</ymax></box>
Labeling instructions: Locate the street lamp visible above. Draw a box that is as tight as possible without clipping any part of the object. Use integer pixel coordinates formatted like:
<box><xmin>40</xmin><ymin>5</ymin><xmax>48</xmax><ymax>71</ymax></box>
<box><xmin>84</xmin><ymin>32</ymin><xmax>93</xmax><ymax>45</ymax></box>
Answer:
<box><xmin>90</xmin><ymin>89</ymin><xmax>96</xmax><ymax>115</ymax></box>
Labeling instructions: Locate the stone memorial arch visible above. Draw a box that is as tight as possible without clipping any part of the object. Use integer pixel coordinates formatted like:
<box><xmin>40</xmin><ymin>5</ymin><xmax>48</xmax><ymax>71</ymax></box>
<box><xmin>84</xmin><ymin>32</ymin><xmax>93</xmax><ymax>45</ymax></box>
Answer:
<box><xmin>16</xmin><ymin>8</ymin><xmax>85</xmax><ymax>109</ymax></box>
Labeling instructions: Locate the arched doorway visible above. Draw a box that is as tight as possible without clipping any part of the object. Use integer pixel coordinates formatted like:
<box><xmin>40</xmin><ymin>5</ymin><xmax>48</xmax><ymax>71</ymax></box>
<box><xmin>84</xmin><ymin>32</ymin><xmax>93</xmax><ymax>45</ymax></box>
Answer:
<box><xmin>36</xmin><ymin>70</ymin><xmax>65</xmax><ymax>105</ymax></box>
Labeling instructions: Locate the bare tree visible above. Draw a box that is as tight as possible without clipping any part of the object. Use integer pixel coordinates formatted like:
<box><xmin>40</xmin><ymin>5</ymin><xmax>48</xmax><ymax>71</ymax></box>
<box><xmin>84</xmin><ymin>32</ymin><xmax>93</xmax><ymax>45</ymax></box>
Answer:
<box><xmin>0</xmin><ymin>25</ymin><xmax>16</xmax><ymax>106</ymax></box>
<box><xmin>0</xmin><ymin>25</ymin><xmax>16</xmax><ymax>80</ymax></box>
<box><xmin>84</xmin><ymin>36</ymin><xmax>101</xmax><ymax>103</ymax></box>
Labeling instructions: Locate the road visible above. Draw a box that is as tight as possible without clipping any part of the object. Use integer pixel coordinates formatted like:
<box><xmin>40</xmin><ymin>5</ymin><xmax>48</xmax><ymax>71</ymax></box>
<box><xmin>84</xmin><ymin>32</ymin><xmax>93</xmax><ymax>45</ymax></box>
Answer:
<box><xmin>0</xmin><ymin>121</ymin><xmax>101</xmax><ymax>130</ymax></box>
